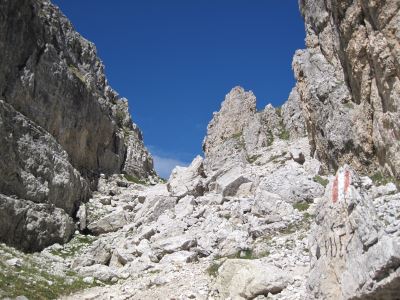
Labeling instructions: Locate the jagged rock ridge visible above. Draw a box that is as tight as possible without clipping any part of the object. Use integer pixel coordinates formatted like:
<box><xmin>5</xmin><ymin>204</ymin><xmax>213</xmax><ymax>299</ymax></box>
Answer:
<box><xmin>0</xmin><ymin>0</ymin><xmax>399</xmax><ymax>299</ymax></box>
<box><xmin>0</xmin><ymin>0</ymin><xmax>156</xmax><ymax>251</ymax></box>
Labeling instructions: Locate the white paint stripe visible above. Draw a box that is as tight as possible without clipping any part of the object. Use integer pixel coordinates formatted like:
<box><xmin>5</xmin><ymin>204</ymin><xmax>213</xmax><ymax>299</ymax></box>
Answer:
<box><xmin>338</xmin><ymin>170</ymin><xmax>345</xmax><ymax>203</ymax></box>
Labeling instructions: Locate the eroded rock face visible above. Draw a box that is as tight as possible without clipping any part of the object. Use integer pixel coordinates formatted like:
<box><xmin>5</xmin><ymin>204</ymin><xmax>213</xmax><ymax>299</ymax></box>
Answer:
<box><xmin>203</xmin><ymin>86</ymin><xmax>306</xmax><ymax>172</ymax></box>
<box><xmin>0</xmin><ymin>194</ymin><xmax>75</xmax><ymax>252</ymax></box>
<box><xmin>0</xmin><ymin>0</ymin><xmax>154</xmax><ymax>179</ymax></box>
<box><xmin>0</xmin><ymin>0</ymin><xmax>156</xmax><ymax>251</ymax></box>
<box><xmin>295</xmin><ymin>0</ymin><xmax>400</xmax><ymax>178</ymax></box>
<box><xmin>308</xmin><ymin>165</ymin><xmax>400</xmax><ymax>299</ymax></box>
<box><xmin>0</xmin><ymin>100</ymin><xmax>88</xmax><ymax>215</ymax></box>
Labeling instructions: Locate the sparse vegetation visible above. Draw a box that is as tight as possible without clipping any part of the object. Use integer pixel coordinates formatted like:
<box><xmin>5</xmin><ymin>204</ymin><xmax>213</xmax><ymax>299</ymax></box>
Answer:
<box><xmin>267</xmin><ymin>130</ymin><xmax>274</xmax><ymax>146</ymax></box>
<box><xmin>68</xmin><ymin>65</ymin><xmax>86</xmax><ymax>84</ymax></box>
<box><xmin>50</xmin><ymin>234</ymin><xmax>96</xmax><ymax>259</ymax></box>
<box><xmin>247</xmin><ymin>154</ymin><xmax>261</xmax><ymax>164</ymax></box>
<box><xmin>370</xmin><ymin>172</ymin><xmax>399</xmax><ymax>187</ymax></box>
<box><xmin>278</xmin><ymin>127</ymin><xmax>290</xmax><ymax>140</ymax></box>
<box><xmin>115</xmin><ymin>110</ymin><xmax>126</xmax><ymax>127</ymax></box>
<box><xmin>206</xmin><ymin>262</ymin><xmax>223</xmax><ymax>277</ymax></box>
<box><xmin>293</xmin><ymin>201</ymin><xmax>310</xmax><ymax>212</ymax></box>
<box><xmin>0</xmin><ymin>243</ymin><xmax>101</xmax><ymax>299</ymax></box>
<box><xmin>267</xmin><ymin>151</ymin><xmax>287</xmax><ymax>163</ymax></box>
<box><xmin>278</xmin><ymin>120</ymin><xmax>290</xmax><ymax>140</ymax></box>
<box><xmin>313</xmin><ymin>175</ymin><xmax>329</xmax><ymax>187</ymax></box>
<box><xmin>231</xmin><ymin>131</ymin><xmax>242</xmax><ymax>140</ymax></box>
<box><xmin>124</xmin><ymin>174</ymin><xmax>147</xmax><ymax>185</ymax></box>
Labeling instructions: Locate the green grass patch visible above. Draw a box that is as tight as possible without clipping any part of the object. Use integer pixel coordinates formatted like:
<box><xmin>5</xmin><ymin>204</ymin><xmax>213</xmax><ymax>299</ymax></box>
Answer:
<box><xmin>0</xmin><ymin>258</ymin><xmax>100</xmax><ymax>299</ymax></box>
<box><xmin>313</xmin><ymin>175</ymin><xmax>329</xmax><ymax>187</ymax></box>
<box><xmin>293</xmin><ymin>202</ymin><xmax>310</xmax><ymax>212</ymax></box>
<box><xmin>50</xmin><ymin>235</ymin><xmax>96</xmax><ymax>259</ymax></box>
<box><xmin>247</xmin><ymin>154</ymin><xmax>261</xmax><ymax>164</ymax></box>
<box><xmin>370</xmin><ymin>172</ymin><xmax>399</xmax><ymax>187</ymax></box>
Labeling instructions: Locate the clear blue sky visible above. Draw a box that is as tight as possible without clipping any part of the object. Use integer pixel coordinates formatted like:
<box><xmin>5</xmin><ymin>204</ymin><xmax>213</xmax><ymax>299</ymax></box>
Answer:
<box><xmin>52</xmin><ymin>0</ymin><xmax>305</xmax><ymax>178</ymax></box>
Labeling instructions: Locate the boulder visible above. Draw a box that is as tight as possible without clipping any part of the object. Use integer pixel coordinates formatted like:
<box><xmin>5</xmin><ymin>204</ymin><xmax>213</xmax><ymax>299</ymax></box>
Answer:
<box><xmin>87</xmin><ymin>210</ymin><xmax>132</xmax><ymax>235</ymax></box>
<box><xmin>0</xmin><ymin>194</ymin><xmax>75</xmax><ymax>252</ymax></box>
<box><xmin>167</xmin><ymin>156</ymin><xmax>206</xmax><ymax>198</ymax></box>
<box><xmin>215</xmin><ymin>259</ymin><xmax>290</xmax><ymax>299</ymax></box>
<box><xmin>214</xmin><ymin>167</ymin><xmax>252</xmax><ymax>197</ymax></box>
<box><xmin>307</xmin><ymin>165</ymin><xmax>400</xmax><ymax>299</ymax></box>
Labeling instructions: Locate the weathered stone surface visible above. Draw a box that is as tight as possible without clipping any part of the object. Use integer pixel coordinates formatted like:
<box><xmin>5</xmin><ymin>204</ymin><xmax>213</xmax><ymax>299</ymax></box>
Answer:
<box><xmin>0</xmin><ymin>194</ymin><xmax>75</xmax><ymax>252</ymax></box>
<box><xmin>215</xmin><ymin>259</ymin><xmax>290</xmax><ymax>299</ymax></box>
<box><xmin>167</xmin><ymin>155</ymin><xmax>206</xmax><ymax>198</ymax></box>
<box><xmin>308</xmin><ymin>165</ymin><xmax>400</xmax><ymax>299</ymax></box>
<box><xmin>0</xmin><ymin>100</ymin><xmax>88</xmax><ymax>215</ymax></box>
<box><xmin>214</xmin><ymin>166</ymin><xmax>252</xmax><ymax>197</ymax></box>
<box><xmin>0</xmin><ymin>0</ymin><xmax>154</xmax><ymax>179</ymax></box>
<box><xmin>295</xmin><ymin>0</ymin><xmax>400</xmax><ymax>178</ymax></box>
<box><xmin>87</xmin><ymin>209</ymin><xmax>132</xmax><ymax>235</ymax></box>
<box><xmin>281</xmin><ymin>87</ymin><xmax>307</xmax><ymax>139</ymax></box>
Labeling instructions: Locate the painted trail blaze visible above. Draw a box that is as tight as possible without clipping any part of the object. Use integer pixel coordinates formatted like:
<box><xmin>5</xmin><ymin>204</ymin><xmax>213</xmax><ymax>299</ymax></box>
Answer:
<box><xmin>344</xmin><ymin>170</ymin><xmax>351</xmax><ymax>194</ymax></box>
<box><xmin>332</xmin><ymin>169</ymin><xmax>352</xmax><ymax>203</ymax></box>
<box><xmin>332</xmin><ymin>175</ymin><xmax>339</xmax><ymax>203</ymax></box>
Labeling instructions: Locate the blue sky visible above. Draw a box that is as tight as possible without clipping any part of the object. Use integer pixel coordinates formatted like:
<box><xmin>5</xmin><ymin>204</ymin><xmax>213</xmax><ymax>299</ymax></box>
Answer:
<box><xmin>52</xmin><ymin>1</ymin><xmax>305</xmax><ymax>178</ymax></box>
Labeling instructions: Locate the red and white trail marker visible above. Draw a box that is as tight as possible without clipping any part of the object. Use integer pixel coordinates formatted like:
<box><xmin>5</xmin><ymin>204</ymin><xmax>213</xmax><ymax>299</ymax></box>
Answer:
<box><xmin>331</xmin><ymin>169</ymin><xmax>351</xmax><ymax>203</ymax></box>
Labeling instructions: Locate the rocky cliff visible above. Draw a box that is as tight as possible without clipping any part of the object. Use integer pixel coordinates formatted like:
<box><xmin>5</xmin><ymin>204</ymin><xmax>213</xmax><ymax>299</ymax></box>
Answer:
<box><xmin>0</xmin><ymin>0</ymin><xmax>399</xmax><ymax>299</ymax></box>
<box><xmin>0</xmin><ymin>0</ymin><xmax>155</xmax><ymax>251</ymax></box>
<box><xmin>294</xmin><ymin>0</ymin><xmax>400</xmax><ymax>179</ymax></box>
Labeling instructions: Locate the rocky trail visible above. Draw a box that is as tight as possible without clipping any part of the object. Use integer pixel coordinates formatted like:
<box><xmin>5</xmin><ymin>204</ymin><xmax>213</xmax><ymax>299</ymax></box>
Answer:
<box><xmin>0</xmin><ymin>0</ymin><xmax>399</xmax><ymax>299</ymax></box>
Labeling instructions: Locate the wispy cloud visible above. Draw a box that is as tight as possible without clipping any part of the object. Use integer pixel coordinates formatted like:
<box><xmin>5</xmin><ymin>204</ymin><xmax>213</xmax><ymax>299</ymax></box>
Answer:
<box><xmin>153</xmin><ymin>155</ymin><xmax>188</xmax><ymax>179</ymax></box>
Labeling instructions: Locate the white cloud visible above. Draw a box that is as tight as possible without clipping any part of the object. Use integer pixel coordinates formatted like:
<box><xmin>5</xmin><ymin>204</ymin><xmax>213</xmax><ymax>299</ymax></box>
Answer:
<box><xmin>153</xmin><ymin>155</ymin><xmax>188</xmax><ymax>179</ymax></box>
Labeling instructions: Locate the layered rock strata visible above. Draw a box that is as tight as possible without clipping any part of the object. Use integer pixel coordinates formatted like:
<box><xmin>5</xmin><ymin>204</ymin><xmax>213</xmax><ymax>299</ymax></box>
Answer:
<box><xmin>294</xmin><ymin>0</ymin><xmax>400</xmax><ymax>178</ymax></box>
<box><xmin>0</xmin><ymin>0</ymin><xmax>155</xmax><ymax>251</ymax></box>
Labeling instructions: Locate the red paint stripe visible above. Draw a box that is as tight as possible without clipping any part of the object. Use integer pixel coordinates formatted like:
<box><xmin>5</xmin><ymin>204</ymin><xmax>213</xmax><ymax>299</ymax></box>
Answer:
<box><xmin>344</xmin><ymin>170</ymin><xmax>351</xmax><ymax>195</ymax></box>
<box><xmin>332</xmin><ymin>175</ymin><xmax>338</xmax><ymax>203</ymax></box>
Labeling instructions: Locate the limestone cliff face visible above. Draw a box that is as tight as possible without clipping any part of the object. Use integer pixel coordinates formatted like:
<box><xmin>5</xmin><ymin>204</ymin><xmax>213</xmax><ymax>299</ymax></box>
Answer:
<box><xmin>294</xmin><ymin>0</ymin><xmax>400</xmax><ymax>178</ymax></box>
<box><xmin>0</xmin><ymin>0</ymin><xmax>154</xmax><ymax>180</ymax></box>
<box><xmin>202</xmin><ymin>86</ymin><xmax>306</xmax><ymax>171</ymax></box>
<box><xmin>0</xmin><ymin>0</ymin><xmax>155</xmax><ymax>251</ymax></box>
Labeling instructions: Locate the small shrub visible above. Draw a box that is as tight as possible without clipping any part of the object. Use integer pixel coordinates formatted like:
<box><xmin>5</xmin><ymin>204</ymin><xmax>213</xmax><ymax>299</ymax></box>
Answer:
<box><xmin>313</xmin><ymin>175</ymin><xmax>329</xmax><ymax>187</ymax></box>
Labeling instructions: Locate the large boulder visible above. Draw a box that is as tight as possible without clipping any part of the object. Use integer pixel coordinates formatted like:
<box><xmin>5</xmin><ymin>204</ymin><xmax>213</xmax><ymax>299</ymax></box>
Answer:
<box><xmin>0</xmin><ymin>194</ymin><xmax>75</xmax><ymax>252</ymax></box>
<box><xmin>308</xmin><ymin>165</ymin><xmax>400</xmax><ymax>299</ymax></box>
<box><xmin>215</xmin><ymin>259</ymin><xmax>290</xmax><ymax>299</ymax></box>
<box><xmin>167</xmin><ymin>155</ymin><xmax>206</xmax><ymax>198</ymax></box>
